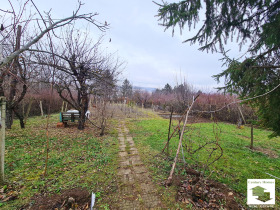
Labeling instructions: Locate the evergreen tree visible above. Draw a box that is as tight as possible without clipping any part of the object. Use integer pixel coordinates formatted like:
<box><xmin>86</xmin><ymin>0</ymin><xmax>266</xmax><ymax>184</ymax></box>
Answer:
<box><xmin>155</xmin><ymin>0</ymin><xmax>280</xmax><ymax>136</ymax></box>
<box><xmin>121</xmin><ymin>79</ymin><xmax>133</xmax><ymax>98</ymax></box>
<box><xmin>162</xmin><ymin>83</ymin><xmax>173</xmax><ymax>94</ymax></box>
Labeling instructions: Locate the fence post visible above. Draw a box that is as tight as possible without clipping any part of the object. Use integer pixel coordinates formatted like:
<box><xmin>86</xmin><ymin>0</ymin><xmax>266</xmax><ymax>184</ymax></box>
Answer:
<box><xmin>0</xmin><ymin>97</ymin><xmax>6</xmax><ymax>184</ymax></box>
<box><xmin>61</xmin><ymin>101</ymin><xmax>65</xmax><ymax>112</ymax></box>
<box><xmin>39</xmin><ymin>101</ymin><xmax>44</xmax><ymax>118</ymax></box>
<box><xmin>250</xmin><ymin>124</ymin><xmax>254</xmax><ymax>149</ymax></box>
<box><xmin>64</xmin><ymin>102</ymin><xmax>68</xmax><ymax>112</ymax></box>
<box><xmin>24</xmin><ymin>98</ymin><xmax>33</xmax><ymax>124</ymax></box>
<box><xmin>237</xmin><ymin>105</ymin><xmax>246</xmax><ymax>124</ymax></box>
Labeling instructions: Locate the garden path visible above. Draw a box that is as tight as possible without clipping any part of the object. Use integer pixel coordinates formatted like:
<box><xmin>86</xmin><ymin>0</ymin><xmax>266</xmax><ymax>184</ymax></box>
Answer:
<box><xmin>116</xmin><ymin>121</ymin><xmax>163</xmax><ymax>209</ymax></box>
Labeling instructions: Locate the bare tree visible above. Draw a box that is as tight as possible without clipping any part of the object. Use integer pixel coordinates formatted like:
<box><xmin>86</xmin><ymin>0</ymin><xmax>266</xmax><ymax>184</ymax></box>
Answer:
<box><xmin>33</xmin><ymin>28</ymin><xmax>121</xmax><ymax>130</ymax></box>
<box><xmin>0</xmin><ymin>0</ymin><xmax>107</xmax><ymax>66</ymax></box>
<box><xmin>173</xmin><ymin>82</ymin><xmax>194</xmax><ymax>113</ymax></box>
<box><xmin>133</xmin><ymin>90</ymin><xmax>151</xmax><ymax>108</ymax></box>
<box><xmin>0</xmin><ymin>0</ymin><xmax>107</xmax><ymax>128</ymax></box>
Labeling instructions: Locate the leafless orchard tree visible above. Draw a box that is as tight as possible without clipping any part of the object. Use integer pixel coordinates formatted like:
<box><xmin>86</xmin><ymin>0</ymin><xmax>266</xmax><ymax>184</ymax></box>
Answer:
<box><xmin>32</xmin><ymin>28</ymin><xmax>121</xmax><ymax>130</ymax></box>
<box><xmin>0</xmin><ymin>0</ymin><xmax>108</xmax><ymax>128</ymax></box>
<box><xmin>93</xmin><ymin>66</ymin><xmax>121</xmax><ymax>135</ymax></box>
<box><xmin>173</xmin><ymin>82</ymin><xmax>195</xmax><ymax>113</ymax></box>
<box><xmin>133</xmin><ymin>90</ymin><xmax>151</xmax><ymax>108</ymax></box>
<box><xmin>0</xmin><ymin>25</ymin><xmax>29</xmax><ymax>128</ymax></box>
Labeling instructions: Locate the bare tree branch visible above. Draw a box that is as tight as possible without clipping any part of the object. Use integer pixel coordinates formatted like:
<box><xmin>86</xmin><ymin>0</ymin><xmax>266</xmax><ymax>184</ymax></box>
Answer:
<box><xmin>0</xmin><ymin>5</ymin><xmax>107</xmax><ymax>67</ymax></box>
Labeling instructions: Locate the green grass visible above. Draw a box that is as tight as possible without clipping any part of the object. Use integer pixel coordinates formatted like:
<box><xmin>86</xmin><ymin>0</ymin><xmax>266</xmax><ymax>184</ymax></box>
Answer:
<box><xmin>2</xmin><ymin>114</ymin><xmax>119</xmax><ymax>209</ymax></box>
<box><xmin>3</xmin><ymin>110</ymin><xmax>279</xmax><ymax>209</ymax></box>
<box><xmin>128</xmin><ymin>117</ymin><xmax>280</xmax><ymax>208</ymax></box>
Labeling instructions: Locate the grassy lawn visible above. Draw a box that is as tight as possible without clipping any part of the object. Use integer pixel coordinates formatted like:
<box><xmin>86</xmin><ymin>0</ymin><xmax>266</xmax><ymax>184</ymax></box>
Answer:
<box><xmin>128</xmin><ymin>116</ymin><xmax>280</xmax><ymax>208</ymax></box>
<box><xmin>2</xmin><ymin>110</ymin><xmax>279</xmax><ymax>209</ymax></box>
<box><xmin>2</xmin><ymin>114</ymin><xmax>119</xmax><ymax>209</ymax></box>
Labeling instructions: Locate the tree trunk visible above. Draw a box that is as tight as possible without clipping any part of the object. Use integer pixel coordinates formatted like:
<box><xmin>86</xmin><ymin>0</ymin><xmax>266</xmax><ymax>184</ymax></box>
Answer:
<box><xmin>0</xmin><ymin>75</ymin><xmax>5</xmax><ymax>97</ymax></box>
<box><xmin>5</xmin><ymin>107</ymin><xmax>13</xmax><ymax>129</ymax></box>
<box><xmin>100</xmin><ymin>120</ymin><xmax>106</xmax><ymax>136</ymax></box>
<box><xmin>78</xmin><ymin>95</ymin><xmax>88</xmax><ymax>130</ymax></box>
<box><xmin>7</xmin><ymin>25</ymin><xmax>22</xmax><ymax>129</ymax></box>
<box><xmin>22</xmin><ymin>99</ymin><xmax>25</xmax><ymax>117</ymax></box>
<box><xmin>78</xmin><ymin>111</ymin><xmax>86</xmax><ymax>130</ymax></box>
<box><xmin>14</xmin><ymin>109</ymin><xmax>24</xmax><ymax>129</ymax></box>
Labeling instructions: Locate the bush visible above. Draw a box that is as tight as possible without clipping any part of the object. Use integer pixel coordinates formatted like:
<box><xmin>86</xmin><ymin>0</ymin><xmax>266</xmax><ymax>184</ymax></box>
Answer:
<box><xmin>193</xmin><ymin>93</ymin><xmax>256</xmax><ymax>123</ymax></box>
<box><xmin>18</xmin><ymin>90</ymin><xmax>64</xmax><ymax>117</ymax></box>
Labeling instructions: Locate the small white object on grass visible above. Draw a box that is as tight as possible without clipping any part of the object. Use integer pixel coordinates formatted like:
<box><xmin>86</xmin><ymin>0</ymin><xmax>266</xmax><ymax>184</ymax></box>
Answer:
<box><xmin>67</xmin><ymin>109</ymin><xmax>79</xmax><ymax>113</ymax></box>
<box><xmin>90</xmin><ymin>193</ymin><xmax>96</xmax><ymax>210</ymax></box>
<box><xmin>86</xmin><ymin>110</ymin><xmax>90</xmax><ymax>118</ymax></box>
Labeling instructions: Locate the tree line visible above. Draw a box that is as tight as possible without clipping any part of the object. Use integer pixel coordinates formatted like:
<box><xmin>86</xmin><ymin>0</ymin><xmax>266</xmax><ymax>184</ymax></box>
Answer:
<box><xmin>119</xmin><ymin>79</ymin><xmax>255</xmax><ymax>124</ymax></box>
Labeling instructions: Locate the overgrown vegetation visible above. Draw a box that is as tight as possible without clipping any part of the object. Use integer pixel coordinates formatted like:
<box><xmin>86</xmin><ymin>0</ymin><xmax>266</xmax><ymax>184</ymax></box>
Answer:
<box><xmin>1</xmin><ymin>114</ymin><xmax>119</xmax><ymax>209</ymax></box>
<box><xmin>128</xmin><ymin>116</ymin><xmax>280</xmax><ymax>208</ymax></box>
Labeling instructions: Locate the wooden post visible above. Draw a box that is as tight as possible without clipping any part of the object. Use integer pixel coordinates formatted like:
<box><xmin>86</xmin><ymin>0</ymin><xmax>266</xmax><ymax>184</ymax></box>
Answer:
<box><xmin>64</xmin><ymin>102</ymin><xmax>68</xmax><ymax>112</ymax></box>
<box><xmin>24</xmin><ymin>98</ymin><xmax>33</xmax><ymax>124</ymax></box>
<box><xmin>0</xmin><ymin>97</ymin><xmax>6</xmax><ymax>184</ymax></box>
<box><xmin>237</xmin><ymin>105</ymin><xmax>246</xmax><ymax>124</ymax></box>
<box><xmin>61</xmin><ymin>101</ymin><xmax>65</xmax><ymax>112</ymax></box>
<box><xmin>166</xmin><ymin>95</ymin><xmax>199</xmax><ymax>186</ymax></box>
<box><xmin>167</xmin><ymin>107</ymin><xmax>174</xmax><ymax>156</ymax></box>
<box><xmin>210</xmin><ymin>104</ymin><xmax>213</xmax><ymax>119</ymax></box>
<box><xmin>39</xmin><ymin>101</ymin><xmax>44</xmax><ymax>118</ymax></box>
<box><xmin>250</xmin><ymin>124</ymin><xmax>254</xmax><ymax>149</ymax></box>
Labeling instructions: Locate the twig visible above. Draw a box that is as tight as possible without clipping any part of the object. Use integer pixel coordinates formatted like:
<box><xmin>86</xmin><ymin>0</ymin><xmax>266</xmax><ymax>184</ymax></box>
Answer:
<box><xmin>265</xmin><ymin>172</ymin><xmax>280</xmax><ymax>180</ymax></box>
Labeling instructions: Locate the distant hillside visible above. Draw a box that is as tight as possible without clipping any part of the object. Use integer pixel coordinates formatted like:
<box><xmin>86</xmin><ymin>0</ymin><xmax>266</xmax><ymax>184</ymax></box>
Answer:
<box><xmin>133</xmin><ymin>86</ymin><xmax>157</xmax><ymax>93</ymax></box>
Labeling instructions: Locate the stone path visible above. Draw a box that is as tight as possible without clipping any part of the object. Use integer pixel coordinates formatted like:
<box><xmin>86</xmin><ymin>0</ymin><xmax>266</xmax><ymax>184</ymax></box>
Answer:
<box><xmin>116</xmin><ymin>122</ymin><xmax>163</xmax><ymax>209</ymax></box>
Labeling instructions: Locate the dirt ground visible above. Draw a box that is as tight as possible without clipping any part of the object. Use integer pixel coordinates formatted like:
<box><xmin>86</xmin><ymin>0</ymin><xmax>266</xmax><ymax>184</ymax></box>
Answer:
<box><xmin>174</xmin><ymin>167</ymin><xmax>244</xmax><ymax>209</ymax></box>
<box><xmin>246</xmin><ymin>146</ymin><xmax>279</xmax><ymax>159</ymax></box>
<box><xmin>23</xmin><ymin>188</ymin><xmax>90</xmax><ymax>210</ymax></box>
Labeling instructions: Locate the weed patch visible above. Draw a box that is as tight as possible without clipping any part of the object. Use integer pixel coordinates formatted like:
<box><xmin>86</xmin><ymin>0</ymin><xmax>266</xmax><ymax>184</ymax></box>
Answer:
<box><xmin>1</xmin><ymin>114</ymin><xmax>119</xmax><ymax>209</ymax></box>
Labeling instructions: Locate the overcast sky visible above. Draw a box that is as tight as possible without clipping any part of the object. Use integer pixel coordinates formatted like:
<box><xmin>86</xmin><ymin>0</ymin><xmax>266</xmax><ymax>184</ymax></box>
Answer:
<box><xmin>3</xmin><ymin>0</ymin><xmax>247</xmax><ymax>91</ymax></box>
